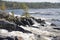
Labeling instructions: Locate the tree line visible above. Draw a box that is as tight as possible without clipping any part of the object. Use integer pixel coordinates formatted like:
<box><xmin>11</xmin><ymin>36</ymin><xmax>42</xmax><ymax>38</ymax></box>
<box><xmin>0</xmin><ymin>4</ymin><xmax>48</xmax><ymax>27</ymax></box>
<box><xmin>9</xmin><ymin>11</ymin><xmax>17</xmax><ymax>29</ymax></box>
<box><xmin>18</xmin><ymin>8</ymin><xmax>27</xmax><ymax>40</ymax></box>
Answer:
<box><xmin>0</xmin><ymin>1</ymin><xmax>60</xmax><ymax>9</ymax></box>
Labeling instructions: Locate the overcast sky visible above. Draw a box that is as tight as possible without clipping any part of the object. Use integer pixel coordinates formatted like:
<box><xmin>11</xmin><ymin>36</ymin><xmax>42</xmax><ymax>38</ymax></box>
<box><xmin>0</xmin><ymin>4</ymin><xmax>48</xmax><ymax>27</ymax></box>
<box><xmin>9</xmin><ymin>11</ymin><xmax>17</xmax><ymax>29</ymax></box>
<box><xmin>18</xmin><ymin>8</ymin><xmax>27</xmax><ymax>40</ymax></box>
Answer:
<box><xmin>3</xmin><ymin>0</ymin><xmax>60</xmax><ymax>3</ymax></box>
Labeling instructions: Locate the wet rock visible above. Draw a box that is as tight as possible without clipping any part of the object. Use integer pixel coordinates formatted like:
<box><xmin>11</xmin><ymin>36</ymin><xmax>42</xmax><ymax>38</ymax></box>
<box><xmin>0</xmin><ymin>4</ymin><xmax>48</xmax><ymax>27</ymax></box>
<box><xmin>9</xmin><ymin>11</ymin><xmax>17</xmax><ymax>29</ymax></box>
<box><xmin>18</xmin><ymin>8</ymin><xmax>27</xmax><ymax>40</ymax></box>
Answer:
<box><xmin>14</xmin><ymin>19</ymin><xmax>23</xmax><ymax>26</ymax></box>
<box><xmin>31</xmin><ymin>17</ymin><xmax>45</xmax><ymax>24</ymax></box>
<box><xmin>0</xmin><ymin>20</ymin><xmax>17</xmax><ymax>32</ymax></box>
<box><xmin>20</xmin><ymin>18</ymin><xmax>29</xmax><ymax>26</ymax></box>
<box><xmin>14</xmin><ymin>17</ymin><xmax>34</xmax><ymax>26</ymax></box>
<box><xmin>0</xmin><ymin>37</ymin><xmax>14</xmax><ymax>40</ymax></box>
<box><xmin>20</xmin><ymin>18</ymin><xmax>34</xmax><ymax>26</ymax></box>
<box><xmin>53</xmin><ymin>36</ymin><xmax>57</xmax><ymax>38</ymax></box>
<box><xmin>34</xmin><ymin>34</ymin><xmax>41</xmax><ymax>40</ymax></box>
<box><xmin>27</xmin><ymin>18</ymin><xmax>34</xmax><ymax>25</ymax></box>
<box><xmin>53</xmin><ymin>28</ymin><xmax>60</xmax><ymax>30</ymax></box>
<box><xmin>36</xmin><ymin>19</ymin><xmax>46</xmax><ymax>24</ymax></box>
<box><xmin>52</xmin><ymin>36</ymin><xmax>60</xmax><ymax>40</ymax></box>
<box><xmin>51</xmin><ymin>23</ymin><xmax>56</xmax><ymax>26</ymax></box>
<box><xmin>31</xmin><ymin>17</ymin><xmax>46</xmax><ymax>26</ymax></box>
<box><xmin>0</xmin><ymin>20</ymin><xmax>32</xmax><ymax>33</ymax></box>
<box><xmin>40</xmin><ymin>24</ymin><xmax>44</xmax><ymax>26</ymax></box>
<box><xmin>15</xmin><ymin>36</ymin><xmax>19</xmax><ymax>40</ymax></box>
<box><xmin>16</xmin><ymin>26</ymin><xmax>32</xmax><ymax>33</ymax></box>
<box><xmin>0</xmin><ymin>36</ymin><xmax>18</xmax><ymax>40</ymax></box>
<box><xmin>31</xmin><ymin>26</ymin><xmax>39</xmax><ymax>28</ymax></box>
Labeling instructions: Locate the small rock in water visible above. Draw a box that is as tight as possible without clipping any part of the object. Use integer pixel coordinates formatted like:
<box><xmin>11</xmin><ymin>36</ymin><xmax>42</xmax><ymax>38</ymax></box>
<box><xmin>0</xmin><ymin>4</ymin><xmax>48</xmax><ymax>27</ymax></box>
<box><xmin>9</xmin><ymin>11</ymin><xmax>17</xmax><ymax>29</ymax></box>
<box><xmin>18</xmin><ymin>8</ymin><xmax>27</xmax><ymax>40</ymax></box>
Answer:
<box><xmin>53</xmin><ymin>28</ymin><xmax>60</xmax><ymax>30</ymax></box>
<box><xmin>50</xmin><ymin>23</ymin><xmax>56</xmax><ymax>26</ymax></box>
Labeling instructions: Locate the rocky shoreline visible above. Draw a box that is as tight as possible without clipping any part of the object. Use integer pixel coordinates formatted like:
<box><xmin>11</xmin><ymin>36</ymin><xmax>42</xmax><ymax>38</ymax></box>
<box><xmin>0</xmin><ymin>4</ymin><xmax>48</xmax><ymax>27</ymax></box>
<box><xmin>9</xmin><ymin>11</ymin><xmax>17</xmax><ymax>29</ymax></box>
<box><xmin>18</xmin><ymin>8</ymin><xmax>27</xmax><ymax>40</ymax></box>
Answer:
<box><xmin>0</xmin><ymin>10</ymin><xmax>60</xmax><ymax>40</ymax></box>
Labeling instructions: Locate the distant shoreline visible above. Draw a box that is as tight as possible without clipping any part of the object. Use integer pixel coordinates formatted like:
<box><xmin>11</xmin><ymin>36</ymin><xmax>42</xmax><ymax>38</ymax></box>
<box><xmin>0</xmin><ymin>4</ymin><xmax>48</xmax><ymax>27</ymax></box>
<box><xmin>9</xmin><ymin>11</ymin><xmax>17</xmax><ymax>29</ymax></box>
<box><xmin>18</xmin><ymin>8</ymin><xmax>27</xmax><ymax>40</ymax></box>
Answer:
<box><xmin>6</xmin><ymin>8</ymin><xmax>60</xmax><ymax>10</ymax></box>
<box><xmin>1</xmin><ymin>1</ymin><xmax>60</xmax><ymax>9</ymax></box>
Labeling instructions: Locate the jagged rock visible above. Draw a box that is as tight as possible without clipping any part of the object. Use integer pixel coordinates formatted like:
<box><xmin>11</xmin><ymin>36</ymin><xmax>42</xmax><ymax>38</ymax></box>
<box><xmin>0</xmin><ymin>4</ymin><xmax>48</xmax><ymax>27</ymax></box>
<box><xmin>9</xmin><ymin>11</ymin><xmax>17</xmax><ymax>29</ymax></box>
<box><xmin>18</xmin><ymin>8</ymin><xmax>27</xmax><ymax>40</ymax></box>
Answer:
<box><xmin>31</xmin><ymin>17</ymin><xmax>45</xmax><ymax>23</ymax></box>
<box><xmin>31</xmin><ymin>17</ymin><xmax>46</xmax><ymax>26</ymax></box>
<box><xmin>14</xmin><ymin>18</ymin><xmax>34</xmax><ymax>26</ymax></box>
<box><xmin>21</xmin><ymin>18</ymin><xmax>34</xmax><ymax>26</ymax></box>
<box><xmin>14</xmin><ymin>17</ymin><xmax>23</xmax><ymax>26</ymax></box>
<box><xmin>35</xmin><ymin>19</ymin><xmax>45</xmax><ymax>24</ymax></box>
<box><xmin>0</xmin><ymin>20</ymin><xmax>32</xmax><ymax>33</ymax></box>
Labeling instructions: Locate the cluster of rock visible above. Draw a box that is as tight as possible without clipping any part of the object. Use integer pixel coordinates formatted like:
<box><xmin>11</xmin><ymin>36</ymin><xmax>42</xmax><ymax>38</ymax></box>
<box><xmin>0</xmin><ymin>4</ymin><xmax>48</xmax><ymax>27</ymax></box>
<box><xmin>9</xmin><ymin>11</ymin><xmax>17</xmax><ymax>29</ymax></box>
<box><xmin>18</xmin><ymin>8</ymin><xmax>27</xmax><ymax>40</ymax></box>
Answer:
<box><xmin>0</xmin><ymin>10</ymin><xmax>59</xmax><ymax>40</ymax></box>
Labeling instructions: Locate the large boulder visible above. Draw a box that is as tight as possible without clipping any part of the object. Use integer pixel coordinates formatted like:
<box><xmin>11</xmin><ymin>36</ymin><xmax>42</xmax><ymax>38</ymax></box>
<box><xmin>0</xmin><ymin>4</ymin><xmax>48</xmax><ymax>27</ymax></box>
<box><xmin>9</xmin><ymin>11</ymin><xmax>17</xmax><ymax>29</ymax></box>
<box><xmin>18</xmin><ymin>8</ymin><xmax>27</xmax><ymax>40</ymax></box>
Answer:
<box><xmin>0</xmin><ymin>19</ymin><xmax>32</xmax><ymax>33</ymax></box>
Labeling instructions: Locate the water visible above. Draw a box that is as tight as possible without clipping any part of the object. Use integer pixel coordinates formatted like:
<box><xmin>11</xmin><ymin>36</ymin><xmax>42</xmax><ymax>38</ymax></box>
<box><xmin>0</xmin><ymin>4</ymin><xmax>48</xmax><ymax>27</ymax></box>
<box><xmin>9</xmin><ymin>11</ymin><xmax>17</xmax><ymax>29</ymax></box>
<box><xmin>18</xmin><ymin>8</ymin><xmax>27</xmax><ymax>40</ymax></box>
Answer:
<box><xmin>6</xmin><ymin>8</ymin><xmax>60</xmax><ymax>27</ymax></box>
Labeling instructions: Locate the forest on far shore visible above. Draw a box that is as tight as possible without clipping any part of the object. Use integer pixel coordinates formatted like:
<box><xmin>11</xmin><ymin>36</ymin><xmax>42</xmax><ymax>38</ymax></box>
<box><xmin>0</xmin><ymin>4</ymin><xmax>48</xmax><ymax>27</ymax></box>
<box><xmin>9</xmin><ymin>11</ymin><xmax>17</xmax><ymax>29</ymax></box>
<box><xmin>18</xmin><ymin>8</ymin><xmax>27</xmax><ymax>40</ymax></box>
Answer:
<box><xmin>0</xmin><ymin>0</ymin><xmax>60</xmax><ymax>9</ymax></box>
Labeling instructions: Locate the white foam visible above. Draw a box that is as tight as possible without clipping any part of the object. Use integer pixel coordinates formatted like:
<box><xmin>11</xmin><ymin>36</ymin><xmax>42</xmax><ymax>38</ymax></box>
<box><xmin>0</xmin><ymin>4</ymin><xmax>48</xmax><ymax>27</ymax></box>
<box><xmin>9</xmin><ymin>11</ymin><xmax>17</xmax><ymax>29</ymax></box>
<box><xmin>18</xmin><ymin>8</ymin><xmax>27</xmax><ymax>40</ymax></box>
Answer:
<box><xmin>45</xmin><ymin>22</ymin><xmax>51</xmax><ymax>25</ymax></box>
<box><xmin>0</xmin><ymin>29</ymin><xmax>36</xmax><ymax>40</ymax></box>
<box><xmin>8</xmin><ymin>12</ymin><xmax>12</xmax><ymax>15</ymax></box>
<box><xmin>14</xmin><ymin>14</ymin><xmax>21</xmax><ymax>17</ymax></box>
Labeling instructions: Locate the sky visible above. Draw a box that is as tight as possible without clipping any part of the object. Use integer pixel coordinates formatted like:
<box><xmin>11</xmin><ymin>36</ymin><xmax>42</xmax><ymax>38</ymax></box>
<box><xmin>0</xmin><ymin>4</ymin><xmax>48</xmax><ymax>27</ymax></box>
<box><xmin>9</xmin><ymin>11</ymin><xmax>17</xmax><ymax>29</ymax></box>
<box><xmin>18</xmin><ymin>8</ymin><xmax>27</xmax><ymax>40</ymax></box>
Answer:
<box><xmin>3</xmin><ymin>0</ymin><xmax>60</xmax><ymax>3</ymax></box>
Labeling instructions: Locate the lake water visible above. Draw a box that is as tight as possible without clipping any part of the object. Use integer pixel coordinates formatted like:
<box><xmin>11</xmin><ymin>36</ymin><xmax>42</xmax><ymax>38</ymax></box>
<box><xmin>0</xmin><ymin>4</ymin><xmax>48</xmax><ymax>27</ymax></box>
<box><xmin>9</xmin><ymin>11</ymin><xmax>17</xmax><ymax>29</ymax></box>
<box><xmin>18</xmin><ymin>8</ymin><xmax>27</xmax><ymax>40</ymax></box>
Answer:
<box><xmin>6</xmin><ymin>8</ymin><xmax>60</xmax><ymax>27</ymax></box>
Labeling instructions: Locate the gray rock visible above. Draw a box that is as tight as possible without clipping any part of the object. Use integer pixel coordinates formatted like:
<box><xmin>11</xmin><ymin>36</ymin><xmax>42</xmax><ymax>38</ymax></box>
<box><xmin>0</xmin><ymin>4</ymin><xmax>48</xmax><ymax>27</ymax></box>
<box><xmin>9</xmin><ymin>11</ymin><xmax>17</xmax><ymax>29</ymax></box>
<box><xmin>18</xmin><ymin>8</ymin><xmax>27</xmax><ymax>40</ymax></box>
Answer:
<box><xmin>0</xmin><ymin>20</ymin><xmax>32</xmax><ymax>33</ymax></box>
